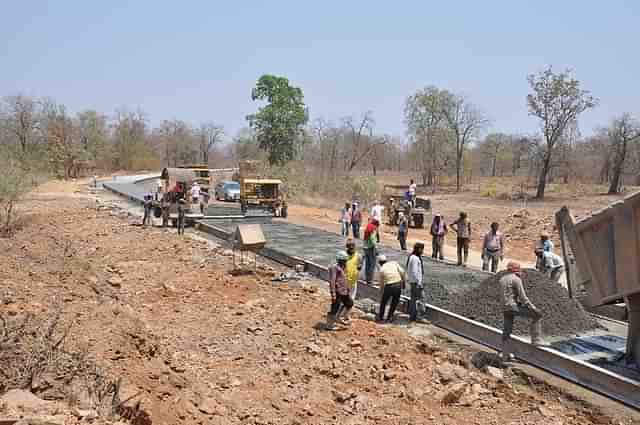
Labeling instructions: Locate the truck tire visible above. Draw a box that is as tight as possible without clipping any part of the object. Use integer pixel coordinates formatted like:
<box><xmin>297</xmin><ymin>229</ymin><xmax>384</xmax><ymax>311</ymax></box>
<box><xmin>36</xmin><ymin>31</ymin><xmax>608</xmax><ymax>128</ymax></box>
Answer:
<box><xmin>281</xmin><ymin>204</ymin><xmax>288</xmax><ymax>219</ymax></box>
<box><xmin>413</xmin><ymin>213</ymin><xmax>424</xmax><ymax>228</ymax></box>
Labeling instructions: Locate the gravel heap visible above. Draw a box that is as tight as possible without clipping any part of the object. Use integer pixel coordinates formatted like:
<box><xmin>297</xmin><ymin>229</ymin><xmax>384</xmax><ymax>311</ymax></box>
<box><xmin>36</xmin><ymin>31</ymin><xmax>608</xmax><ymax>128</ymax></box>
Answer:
<box><xmin>425</xmin><ymin>268</ymin><xmax>603</xmax><ymax>337</ymax></box>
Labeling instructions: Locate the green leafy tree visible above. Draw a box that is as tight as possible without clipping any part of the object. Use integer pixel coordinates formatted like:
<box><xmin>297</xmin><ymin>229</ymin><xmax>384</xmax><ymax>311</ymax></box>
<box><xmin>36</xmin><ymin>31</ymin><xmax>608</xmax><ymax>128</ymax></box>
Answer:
<box><xmin>247</xmin><ymin>75</ymin><xmax>308</xmax><ymax>165</ymax></box>
<box><xmin>527</xmin><ymin>67</ymin><xmax>597</xmax><ymax>198</ymax></box>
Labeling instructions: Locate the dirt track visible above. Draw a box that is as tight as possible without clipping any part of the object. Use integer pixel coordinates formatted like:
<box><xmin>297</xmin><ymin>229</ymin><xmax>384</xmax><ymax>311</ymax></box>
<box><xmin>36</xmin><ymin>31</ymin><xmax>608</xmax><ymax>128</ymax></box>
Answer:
<box><xmin>0</xmin><ymin>179</ymin><xmax>634</xmax><ymax>424</ymax></box>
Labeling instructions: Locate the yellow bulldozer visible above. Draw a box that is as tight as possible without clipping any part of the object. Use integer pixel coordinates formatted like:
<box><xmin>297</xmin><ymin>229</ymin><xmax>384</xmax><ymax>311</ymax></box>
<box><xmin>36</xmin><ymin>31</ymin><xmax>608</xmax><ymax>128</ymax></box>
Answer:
<box><xmin>236</xmin><ymin>160</ymin><xmax>287</xmax><ymax>218</ymax></box>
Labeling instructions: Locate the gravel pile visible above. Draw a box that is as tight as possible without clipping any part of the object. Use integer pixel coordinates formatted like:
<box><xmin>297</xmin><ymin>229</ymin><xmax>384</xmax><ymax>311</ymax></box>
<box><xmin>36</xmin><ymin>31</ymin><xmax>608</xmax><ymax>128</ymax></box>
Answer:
<box><xmin>425</xmin><ymin>268</ymin><xmax>603</xmax><ymax>337</ymax></box>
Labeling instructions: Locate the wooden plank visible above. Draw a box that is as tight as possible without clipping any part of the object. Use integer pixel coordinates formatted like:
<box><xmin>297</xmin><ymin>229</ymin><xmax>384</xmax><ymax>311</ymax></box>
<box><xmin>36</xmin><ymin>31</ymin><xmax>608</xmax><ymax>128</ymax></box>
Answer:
<box><xmin>614</xmin><ymin>203</ymin><xmax>639</xmax><ymax>295</ymax></box>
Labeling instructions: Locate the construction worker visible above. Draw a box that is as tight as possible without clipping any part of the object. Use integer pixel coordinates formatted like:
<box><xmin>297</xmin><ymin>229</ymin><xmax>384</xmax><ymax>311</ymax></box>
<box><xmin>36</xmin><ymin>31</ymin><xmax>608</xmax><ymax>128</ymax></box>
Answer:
<box><xmin>156</xmin><ymin>178</ymin><xmax>163</xmax><ymax>201</ymax></box>
<box><xmin>142</xmin><ymin>195</ymin><xmax>152</xmax><ymax>227</ymax></box>
<box><xmin>535</xmin><ymin>232</ymin><xmax>554</xmax><ymax>271</ymax></box>
<box><xmin>451</xmin><ymin>212</ymin><xmax>471</xmax><ymax>266</ymax></box>
<box><xmin>397</xmin><ymin>211</ymin><xmax>408</xmax><ymax>251</ymax></box>
<box><xmin>377</xmin><ymin>254</ymin><xmax>406</xmax><ymax>323</ymax></box>
<box><xmin>430</xmin><ymin>214</ymin><xmax>447</xmax><ymax>260</ymax></box>
<box><xmin>351</xmin><ymin>202</ymin><xmax>362</xmax><ymax>239</ymax></box>
<box><xmin>408</xmin><ymin>179</ymin><xmax>417</xmax><ymax>207</ymax></box>
<box><xmin>177</xmin><ymin>198</ymin><xmax>186</xmax><ymax>235</ymax></box>
<box><xmin>161</xmin><ymin>193</ymin><xmax>171</xmax><ymax>228</ymax></box>
<box><xmin>537</xmin><ymin>249</ymin><xmax>565</xmax><ymax>282</ymax></box>
<box><xmin>340</xmin><ymin>202</ymin><xmax>351</xmax><ymax>237</ymax></box>
<box><xmin>337</xmin><ymin>238</ymin><xmax>363</xmax><ymax>324</ymax></box>
<box><xmin>370</xmin><ymin>200</ymin><xmax>384</xmax><ymax>242</ymax></box>
<box><xmin>327</xmin><ymin>250</ymin><xmax>353</xmax><ymax>330</ymax></box>
<box><xmin>406</xmin><ymin>242</ymin><xmax>425</xmax><ymax>322</ymax></box>
<box><xmin>363</xmin><ymin>218</ymin><xmax>379</xmax><ymax>284</ymax></box>
<box><xmin>500</xmin><ymin>262</ymin><xmax>542</xmax><ymax>361</ymax></box>
<box><xmin>482</xmin><ymin>222</ymin><xmax>505</xmax><ymax>273</ymax></box>
<box><xmin>190</xmin><ymin>182</ymin><xmax>201</xmax><ymax>208</ymax></box>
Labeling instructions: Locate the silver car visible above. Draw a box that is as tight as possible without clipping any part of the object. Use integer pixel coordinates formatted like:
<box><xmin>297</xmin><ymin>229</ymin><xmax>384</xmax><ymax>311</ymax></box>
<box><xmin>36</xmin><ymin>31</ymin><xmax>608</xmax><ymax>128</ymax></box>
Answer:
<box><xmin>214</xmin><ymin>181</ymin><xmax>240</xmax><ymax>202</ymax></box>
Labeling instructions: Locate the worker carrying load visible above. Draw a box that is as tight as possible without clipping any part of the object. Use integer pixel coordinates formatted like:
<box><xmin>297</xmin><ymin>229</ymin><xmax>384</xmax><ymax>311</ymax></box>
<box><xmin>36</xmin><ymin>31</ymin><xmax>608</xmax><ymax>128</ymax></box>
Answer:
<box><xmin>500</xmin><ymin>262</ymin><xmax>543</xmax><ymax>362</ymax></box>
<box><xmin>535</xmin><ymin>249</ymin><xmax>565</xmax><ymax>282</ymax></box>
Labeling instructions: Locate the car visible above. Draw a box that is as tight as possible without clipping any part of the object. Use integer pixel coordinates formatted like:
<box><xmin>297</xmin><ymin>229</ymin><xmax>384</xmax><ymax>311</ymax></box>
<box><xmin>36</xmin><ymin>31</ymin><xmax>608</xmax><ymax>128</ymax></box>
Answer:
<box><xmin>214</xmin><ymin>180</ymin><xmax>240</xmax><ymax>202</ymax></box>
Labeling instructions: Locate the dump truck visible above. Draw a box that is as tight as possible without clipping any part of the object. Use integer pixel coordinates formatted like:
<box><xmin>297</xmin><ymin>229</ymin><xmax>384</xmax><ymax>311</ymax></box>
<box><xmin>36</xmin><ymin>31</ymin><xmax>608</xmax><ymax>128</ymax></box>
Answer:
<box><xmin>237</xmin><ymin>160</ymin><xmax>287</xmax><ymax>218</ymax></box>
<box><xmin>383</xmin><ymin>193</ymin><xmax>431</xmax><ymax>228</ymax></box>
<box><xmin>556</xmin><ymin>192</ymin><xmax>640</xmax><ymax>364</ymax></box>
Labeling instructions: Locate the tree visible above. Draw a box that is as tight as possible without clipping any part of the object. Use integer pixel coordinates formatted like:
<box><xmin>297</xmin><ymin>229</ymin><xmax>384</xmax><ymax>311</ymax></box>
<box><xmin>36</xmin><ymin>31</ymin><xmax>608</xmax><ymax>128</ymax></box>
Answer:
<box><xmin>77</xmin><ymin>110</ymin><xmax>109</xmax><ymax>169</ymax></box>
<box><xmin>112</xmin><ymin>109</ymin><xmax>150</xmax><ymax>170</ymax></box>
<box><xmin>247</xmin><ymin>75</ymin><xmax>308</xmax><ymax>165</ymax></box>
<box><xmin>606</xmin><ymin>114</ymin><xmax>640</xmax><ymax>194</ymax></box>
<box><xmin>527</xmin><ymin>67</ymin><xmax>597</xmax><ymax>198</ymax></box>
<box><xmin>480</xmin><ymin>133</ymin><xmax>511</xmax><ymax>177</ymax></box>
<box><xmin>342</xmin><ymin>112</ymin><xmax>386</xmax><ymax>172</ymax></box>
<box><xmin>1</xmin><ymin>95</ymin><xmax>41</xmax><ymax>154</ymax></box>
<box><xmin>44</xmin><ymin>103</ymin><xmax>84</xmax><ymax>179</ymax></box>
<box><xmin>404</xmin><ymin>87</ymin><xmax>451</xmax><ymax>186</ymax></box>
<box><xmin>197</xmin><ymin>122</ymin><xmax>225</xmax><ymax>165</ymax></box>
<box><xmin>441</xmin><ymin>94</ymin><xmax>489</xmax><ymax>191</ymax></box>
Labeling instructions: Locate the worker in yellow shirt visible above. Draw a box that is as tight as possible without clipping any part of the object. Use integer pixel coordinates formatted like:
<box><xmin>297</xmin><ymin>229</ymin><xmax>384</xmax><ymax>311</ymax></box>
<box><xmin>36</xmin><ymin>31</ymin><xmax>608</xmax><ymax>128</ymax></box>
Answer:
<box><xmin>377</xmin><ymin>254</ymin><xmax>406</xmax><ymax>323</ymax></box>
<box><xmin>337</xmin><ymin>238</ymin><xmax>363</xmax><ymax>324</ymax></box>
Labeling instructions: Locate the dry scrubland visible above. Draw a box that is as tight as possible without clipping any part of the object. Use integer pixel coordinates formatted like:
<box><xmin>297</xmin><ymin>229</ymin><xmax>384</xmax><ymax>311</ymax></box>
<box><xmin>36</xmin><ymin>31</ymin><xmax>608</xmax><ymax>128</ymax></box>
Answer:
<box><xmin>0</xmin><ymin>179</ymin><xmax>633</xmax><ymax>424</ymax></box>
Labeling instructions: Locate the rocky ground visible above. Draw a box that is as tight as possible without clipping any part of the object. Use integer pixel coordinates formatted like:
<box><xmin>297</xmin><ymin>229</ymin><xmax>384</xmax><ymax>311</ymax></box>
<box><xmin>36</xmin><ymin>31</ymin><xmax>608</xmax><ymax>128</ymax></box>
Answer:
<box><xmin>0</xmin><ymin>179</ymin><xmax>634</xmax><ymax>424</ymax></box>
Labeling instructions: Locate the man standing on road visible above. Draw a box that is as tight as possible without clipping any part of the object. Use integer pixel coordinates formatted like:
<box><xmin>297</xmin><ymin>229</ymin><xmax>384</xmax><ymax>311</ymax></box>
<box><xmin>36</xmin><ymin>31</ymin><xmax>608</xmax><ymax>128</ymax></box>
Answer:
<box><xmin>190</xmin><ymin>182</ymin><xmax>201</xmax><ymax>208</ymax></box>
<box><xmin>142</xmin><ymin>195</ymin><xmax>152</xmax><ymax>227</ymax></box>
<box><xmin>370</xmin><ymin>201</ymin><xmax>384</xmax><ymax>242</ymax></box>
<box><xmin>451</xmin><ymin>212</ymin><xmax>471</xmax><ymax>266</ymax></box>
<box><xmin>340</xmin><ymin>202</ymin><xmax>351</xmax><ymax>237</ymax></box>
<box><xmin>363</xmin><ymin>218</ymin><xmax>379</xmax><ymax>284</ymax></box>
<box><xmin>177</xmin><ymin>198</ymin><xmax>186</xmax><ymax>235</ymax></box>
<box><xmin>430</xmin><ymin>214</ymin><xmax>447</xmax><ymax>260</ymax></box>
<box><xmin>337</xmin><ymin>238</ymin><xmax>363</xmax><ymax>324</ymax></box>
<box><xmin>327</xmin><ymin>251</ymin><xmax>353</xmax><ymax>330</ymax></box>
<box><xmin>408</xmin><ymin>179</ymin><xmax>417</xmax><ymax>207</ymax></box>
<box><xmin>377</xmin><ymin>254</ymin><xmax>406</xmax><ymax>323</ymax></box>
<box><xmin>500</xmin><ymin>262</ymin><xmax>542</xmax><ymax>361</ymax></box>
<box><xmin>537</xmin><ymin>249</ymin><xmax>565</xmax><ymax>282</ymax></box>
<box><xmin>397</xmin><ymin>212</ymin><xmax>408</xmax><ymax>251</ymax></box>
<box><xmin>351</xmin><ymin>202</ymin><xmax>362</xmax><ymax>239</ymax></box>
<box><xmin>482</xmin><ymin>222</ymin><xmax>505</xmax><ymax>273</ymax></box>
<box><xmin>406</xmin><ymin>242</ymin><xmax>425</xmax><ymax>322</ymax></box>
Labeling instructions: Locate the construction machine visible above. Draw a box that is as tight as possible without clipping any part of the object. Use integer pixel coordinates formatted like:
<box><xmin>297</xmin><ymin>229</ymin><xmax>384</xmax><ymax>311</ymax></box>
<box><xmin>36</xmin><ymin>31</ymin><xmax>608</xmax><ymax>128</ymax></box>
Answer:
<box><xmin>237</xmin><ymin>160</ymin><xmax>287</xmax><ymax>218</ymax></box>
<box><xmin>556</xmin><ymin>192</ymin><xmax>640</xmax><ymax>364</ymax></box>
<box><xmin>383</xmin><ymin>192</ymin><xmax>431</xmax><ymax>228</ymax></box>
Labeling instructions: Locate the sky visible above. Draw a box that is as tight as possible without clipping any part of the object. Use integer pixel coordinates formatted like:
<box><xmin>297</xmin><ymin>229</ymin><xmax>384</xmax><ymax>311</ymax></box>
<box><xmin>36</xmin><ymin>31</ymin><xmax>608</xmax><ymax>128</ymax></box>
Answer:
<box><xmin>2</xmin><ymin>1</ymin><xmax>639</xmax><ymax>141</ymax></box>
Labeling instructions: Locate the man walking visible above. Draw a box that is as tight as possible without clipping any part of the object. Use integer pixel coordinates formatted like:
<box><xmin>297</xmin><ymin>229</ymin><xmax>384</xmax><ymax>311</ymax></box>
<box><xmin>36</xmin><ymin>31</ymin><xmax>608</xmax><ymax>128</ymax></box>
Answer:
<box><xmin>430</xmin><ymin>214</ymin><xmax>447</xmax><ymax>260</ymax></box>
<box><xmin>377</xmin><ymin>254</ymin><xmax>405</xmax><ymax>323</ymax></box>
<box><xmin>451</xmin><ymin>212</ymin><xmax>471</xmax><ymax>266</ymax></box>
<box><xmin>326</xmin><ymin>251</ymin><xmax>354</xmax><ymax>330</ymax></box>
<box><xmin>177</xmin><ymin>198</ymin><xmax>186</xmax><ymax>235</ymax></box>
<box><xmin>340</xmin><ymin>202</ymin><xmax>351</xmax><ymax>237</ymax></box>
<box><xmin>363</xmin><ymin>218</ymin><xmax>379</xmax><ymax>284</ymax></box>
<box><xmin>500</xmin><ymin>262</ymin><xmax>542</xmax><ymax>361</ymax></box>
<box><xmin>351</xmin><ymin>202</ymin><xmax>362</xmax><ymax>238</ymax></box>
<box><xmin>406</xmin><ymin>242</ymin><xmax>425</xmax><ymax>322</ymax></box>
<box><xmin>482</xmin><ymin>222</ymin><xmax>505</xmax><ymax>273</ymax></box>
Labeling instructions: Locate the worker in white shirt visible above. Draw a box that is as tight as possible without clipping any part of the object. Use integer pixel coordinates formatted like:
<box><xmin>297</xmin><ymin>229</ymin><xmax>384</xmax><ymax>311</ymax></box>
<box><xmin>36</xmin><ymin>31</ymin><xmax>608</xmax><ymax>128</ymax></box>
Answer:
<box><xmin>370</xmin><ymin>200</ymin><xmax>384</xmax><ymax>243</ymax></box>
<box><xmin>408</xmin><ymin>179</ymin><xmax>417</xmax><ymax>207</ymax></box>
<box><xmin>536</xmin><ymin>249</ymin><xmax>565</xmax><ymax>282</ymax></box>
<box><xmin>406</xmin><ymin>242</ymin><xmax>425</xmax><ymax>322</ymax></box>
<box><xmin>190</xmin><ymin>182</ymin><xmax>201</xmax><ymax>207</ymax></box>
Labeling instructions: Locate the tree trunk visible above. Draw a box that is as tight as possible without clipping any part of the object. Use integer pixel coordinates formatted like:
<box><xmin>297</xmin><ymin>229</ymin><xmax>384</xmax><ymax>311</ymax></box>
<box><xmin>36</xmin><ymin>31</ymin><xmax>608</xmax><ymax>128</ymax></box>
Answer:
<box><xmin>491</xmin><ymin>157</ymin><xmax>497</xmax><ymax>177</ymax></box>
<box><xmin>456</xmin><ymin>152</ymin><xmax>462</xmax><ymax>192</ymax></box>
<box><xmin>608</xmin><ymin>169</ymin><xmax>622</xmax><ymax>194</ymax></box>
<box><xmin>203</xmin><ymin>148</ymin><xmax>209</xmax><ymax>166</ymax></box>
<box><xmin>535</xmin><ymin>153</ymin><xmax>552</xmax><ymax>199</ymax></box>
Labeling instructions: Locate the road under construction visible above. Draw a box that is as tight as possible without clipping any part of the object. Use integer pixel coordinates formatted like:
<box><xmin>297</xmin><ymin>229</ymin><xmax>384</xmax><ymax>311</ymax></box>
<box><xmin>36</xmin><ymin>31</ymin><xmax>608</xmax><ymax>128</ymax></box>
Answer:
<box><xmin>103</xmin><ymin>173</ymin><xmax>640</xmax><ymax>411</ymax></box>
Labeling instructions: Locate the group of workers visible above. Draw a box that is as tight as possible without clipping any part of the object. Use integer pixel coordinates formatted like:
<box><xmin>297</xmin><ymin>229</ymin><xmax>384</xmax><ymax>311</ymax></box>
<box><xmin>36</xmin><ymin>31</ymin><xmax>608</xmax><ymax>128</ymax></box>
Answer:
<box><xmin>141</xmin><ymin>180</ymin><xmax>207</xmax><ymax>235</ymax></box>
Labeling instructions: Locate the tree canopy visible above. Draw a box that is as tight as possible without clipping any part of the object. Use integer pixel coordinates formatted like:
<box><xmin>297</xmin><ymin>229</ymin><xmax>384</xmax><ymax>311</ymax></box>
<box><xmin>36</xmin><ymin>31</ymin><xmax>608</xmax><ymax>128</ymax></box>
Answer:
<box><xmin>247</xmin><ymin>75</ymin><xmax>308</xmax><ymax>166</ymax></box>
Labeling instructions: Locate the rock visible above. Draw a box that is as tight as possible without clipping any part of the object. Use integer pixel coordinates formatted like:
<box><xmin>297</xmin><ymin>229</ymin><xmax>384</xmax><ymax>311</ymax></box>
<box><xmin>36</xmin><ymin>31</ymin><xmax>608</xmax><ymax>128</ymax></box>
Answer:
<box><xmin>537</xmin><ymin>406</ymin><xmax>555</xmax><ymax>418</ymax></box>
<box><xmin>199</xmin><ymin>397</ymin><xmax>225</xmax><ymax>415</ymax></box>
<box><xmin>484</xmin><ymin>366</ymin><xmax>504</xmax><ymax>381</ymax></box>
<box><xmin>437</xmin><ymin>382</ymin><xmax>467</xmax><ymax>405</ymax></box>
<box><xmin>305</xmin><ymin>343</ymin><xmax>322</xmax><ymax>355</ymax></box>
<box><xmin>333</xmin><ymin>391</ymin><xmax>357</xmax><ymax>403</ymax></box>
<box><xmin>107</xmin><ymin>276</ymin><xmax>123</xmax><ymax>287</ymax></box>
<box><xmin>436</xmin><ymin>362</ymin><xmax>456</xmax><ymax>384</ymax></box>
<box><xmin>71</xmin><ymin>408</ymin><xmax>98</xmax><ymax>420</ymax></box>
<box><xmin>349</xmin><ymin>339</ymin><xmax>362</xmax><ymax>348</ymax></box>
<box><xmin>15</xmin><ymin>416</ymin><xmax>67</xmax><ymax>425</ymax></box>
<box><xmin>0</xmin><ymin>390</ymin><xmax>56</xmax><ymax>415</ymax></box>
<box><xmin>383</xmin><ymin>371</ymin><xmax>396</xmax><ymax>381</ymax></box>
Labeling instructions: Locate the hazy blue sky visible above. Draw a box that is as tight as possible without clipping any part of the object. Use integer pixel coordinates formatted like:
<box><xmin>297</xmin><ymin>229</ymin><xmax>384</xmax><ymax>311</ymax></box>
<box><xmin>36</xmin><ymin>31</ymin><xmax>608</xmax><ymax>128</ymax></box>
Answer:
<box><xmin>2</xmin><ymin>1</ymin><xmax>639</xmax><ymax>140</ymax></box>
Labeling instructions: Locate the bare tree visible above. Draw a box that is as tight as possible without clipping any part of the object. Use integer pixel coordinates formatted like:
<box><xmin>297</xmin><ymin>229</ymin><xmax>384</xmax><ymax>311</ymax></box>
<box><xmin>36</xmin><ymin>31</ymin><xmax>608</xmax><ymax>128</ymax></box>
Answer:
<box><xmin>1</xmin><ymin>95</ymin><xmax>41</xmax><ymax>154</ymax></box>
<box><xmin>480</xmin><ymin>133</ymin><xmax>511</xmax><ymax>177</ymax></box>
<box><xmin>197</xmin><ymin>122</ymin><xmax>224</xmax><ymax>165</ymax></box>
<box><xmin>607</xmin><ymin>113</ymin><xmax>640</xmax><ymax>194</ymax></box>
<box><xmin>441</xmin><ymin>94</ymin><xmax>489</xmax><ymax>191</ymax></box>
<box><xmin>527</xmin><ymin>67</ymin><xmax>597</xmax><ymax>199</ymax></box>
<box><xmin>343</xmin><ymin>112</ymin><xmax>386</xmax><ymax>172</ymax></box>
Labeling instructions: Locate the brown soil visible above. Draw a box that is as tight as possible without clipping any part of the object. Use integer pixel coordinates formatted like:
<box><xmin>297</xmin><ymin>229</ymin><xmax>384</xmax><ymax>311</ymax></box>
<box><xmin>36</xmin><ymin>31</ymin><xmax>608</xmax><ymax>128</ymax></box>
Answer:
<box><xmin>0</xmin><ymin>179</ymin><xmax>631</xmax><ymax>424</ymax></box>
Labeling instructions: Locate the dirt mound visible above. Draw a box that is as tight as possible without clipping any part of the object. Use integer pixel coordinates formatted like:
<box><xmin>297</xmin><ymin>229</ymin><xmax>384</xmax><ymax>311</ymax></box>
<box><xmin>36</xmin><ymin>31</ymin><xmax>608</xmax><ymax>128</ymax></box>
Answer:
<box><xmin>426</xmin><ymin>269</ymin><xmax>602</xmax><ymax>337</ymax></box>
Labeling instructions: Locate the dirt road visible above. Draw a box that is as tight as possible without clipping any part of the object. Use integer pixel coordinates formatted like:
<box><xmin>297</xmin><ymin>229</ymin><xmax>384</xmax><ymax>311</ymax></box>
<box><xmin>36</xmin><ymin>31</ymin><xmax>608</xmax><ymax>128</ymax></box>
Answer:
<box><xmin>0</xmin><ymin>179</ymin><xmax>633</xmax><ymax>424</ymax></box>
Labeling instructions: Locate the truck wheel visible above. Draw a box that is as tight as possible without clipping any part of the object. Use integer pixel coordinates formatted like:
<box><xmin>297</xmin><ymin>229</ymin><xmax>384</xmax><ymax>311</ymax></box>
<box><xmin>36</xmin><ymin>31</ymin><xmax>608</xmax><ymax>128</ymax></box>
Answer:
<box><xmin>281</xmin><ymin>205</ymin><xmax>288</xmax><ymax>219</ymax></box>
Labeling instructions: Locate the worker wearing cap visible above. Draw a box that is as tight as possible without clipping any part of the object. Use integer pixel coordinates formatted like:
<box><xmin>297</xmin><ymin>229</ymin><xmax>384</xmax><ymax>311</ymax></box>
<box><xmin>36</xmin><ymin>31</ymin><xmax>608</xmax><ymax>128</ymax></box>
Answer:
<box><xmin>363</xmin><ymin>218</ymin><xmax>379</xmax><ymax>284</ymax></box>
<box><xmin>336</xmin><ymin>238</ymin><xmax>363</xmax><ymax>324</ymax></box>
<box><xmin>327</xmin><ymin>250</ymin><xmax>354</xmax><ymax>330</ymax></box>
<box><xmin>406</xmin><ymin>242</ymin><xmax>425</xmax><ymax>322</ymax></box>
<box><xmin>377</xmin><ymin>254</ymin><xmax>406</xmax><ymax>323</ymax></box>
<box><xmin>500</xmin><ymin>262</ymin><xmax>542</xmax><ymax>361</ymax></box>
